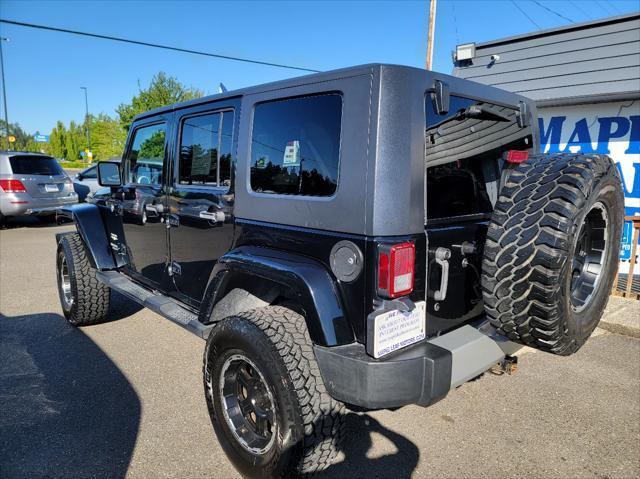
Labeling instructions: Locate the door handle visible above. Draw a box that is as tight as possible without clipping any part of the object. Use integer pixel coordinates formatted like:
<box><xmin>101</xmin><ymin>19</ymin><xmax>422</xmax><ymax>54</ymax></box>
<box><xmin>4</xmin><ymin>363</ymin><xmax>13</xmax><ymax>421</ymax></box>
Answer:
<box><xmin>429</xmin><ymin>247</ymin><xmax>451</xmax><ymax>302</ymax></box>
<box><xmin>145</xmin><ymin>203</ymin><xmax>164</xmax><ymax>214</ymax></box>
<box><xmin>198</xmin><ymin>211</ymin><xmax>226</xmax><ymax>223</ymax></box>
<box><xmin>106</xmin><ymin>200</ymin><xmax>123</xmax><ymax>216</ymax></box>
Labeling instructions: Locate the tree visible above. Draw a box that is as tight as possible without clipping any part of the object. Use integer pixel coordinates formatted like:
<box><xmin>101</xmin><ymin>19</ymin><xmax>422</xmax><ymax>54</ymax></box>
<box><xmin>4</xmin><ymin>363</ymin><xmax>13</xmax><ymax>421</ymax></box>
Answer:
<box><xmin>90</xmin><ymin>113</ymin><xmax>126</xmax><ymax>160</ymax></box>
<box><xmin>64</xmin><ymin>121</ymin><xmax>85</xmax><ymax>161</ymax></box>
<box><xmin>49</xmin><ymin>121</ymin><xmax>68</xmax><ymax>159</ymax></box>
<box><xmin>116</xmin><ymin>72</ymin><xmax>203</xmax><ymax>132</ymax></box>
<box><xmin>0</xmin><ymin>120</ymin><xmax>44</xmax><ymax>152</ymax></box>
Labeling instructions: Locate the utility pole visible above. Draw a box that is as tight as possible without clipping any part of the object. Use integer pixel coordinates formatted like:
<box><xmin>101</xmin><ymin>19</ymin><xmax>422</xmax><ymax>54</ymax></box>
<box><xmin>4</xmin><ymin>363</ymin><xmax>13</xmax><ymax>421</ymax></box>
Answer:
<box><xmin>425</xmin><ymin>0</ymin><xmax>437</xmax><ymax>70</ymax></box>
<box><xmin>80</xmin><ymin>86</ymin><xmax>91</xmax><ymax>161</ymax></box>
<box><xmin>0</xmin><ymin>37</ymin><xmax>10</xmax><ymax>149</ymax></box>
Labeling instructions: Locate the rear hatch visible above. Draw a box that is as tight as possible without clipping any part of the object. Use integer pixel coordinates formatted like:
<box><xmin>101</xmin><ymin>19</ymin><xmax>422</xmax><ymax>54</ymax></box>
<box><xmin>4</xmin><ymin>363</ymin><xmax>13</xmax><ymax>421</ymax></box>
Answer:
<box><xmin>7</xmin><ymin>155</ymin><xmax>71</xmax><ymax>198</ymax></box>
<box><xmin>424</xmin><ymin>93</ymin><xmax>535</xmax><ymax>334</ymax></box>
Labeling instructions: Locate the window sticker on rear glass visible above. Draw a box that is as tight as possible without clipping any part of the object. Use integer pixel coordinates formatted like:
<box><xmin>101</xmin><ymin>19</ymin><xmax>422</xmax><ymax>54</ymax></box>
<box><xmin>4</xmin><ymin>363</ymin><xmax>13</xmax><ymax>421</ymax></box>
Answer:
<box><xmin>282</xmin><ymin>140</ymin><xmax>301</xmax><ymax>167</ymax></box>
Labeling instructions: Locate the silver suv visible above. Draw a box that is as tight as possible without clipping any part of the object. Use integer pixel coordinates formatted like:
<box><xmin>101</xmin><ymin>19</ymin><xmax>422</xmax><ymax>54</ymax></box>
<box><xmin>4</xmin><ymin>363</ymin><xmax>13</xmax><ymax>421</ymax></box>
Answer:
<box><xmin>0</xmin><ymin>151</ymin><xmax>78</xmax><ymax>223</ymax></box>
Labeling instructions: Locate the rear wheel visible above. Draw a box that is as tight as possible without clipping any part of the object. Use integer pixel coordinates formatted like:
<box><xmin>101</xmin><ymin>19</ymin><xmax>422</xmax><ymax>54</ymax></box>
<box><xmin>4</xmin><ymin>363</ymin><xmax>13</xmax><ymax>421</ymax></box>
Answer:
<box><xmin>481</xmin><ymin>153</ymin><xmax>624</xmax><ymax>355</ymax></box>
<box><xmin>56</xmin><ymin>232</ymin><xmax>111</xmax><ymax>326</ymax></box>
<box><xmin>203</xmin><ymin>306</ymin><xmax>344</xmax><ymax>477</ymax></box>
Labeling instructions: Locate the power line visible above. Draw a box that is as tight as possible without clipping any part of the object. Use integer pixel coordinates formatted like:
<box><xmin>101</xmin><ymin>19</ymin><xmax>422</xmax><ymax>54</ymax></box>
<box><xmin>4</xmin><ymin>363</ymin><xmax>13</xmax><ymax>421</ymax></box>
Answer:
<box><xmin>529</xmin><ymin>0</ymin><xmax>574</xmax><ymax>23</ymax></box>
<box><xmin>511</xmin><ymin>0</ymin><xmax>542</xmax><ymax>30</ymax></box>
<box><xmin>451</xmin><ymin>0</ymin><xmax>460</xmax><ymax>45</ymax></box>
<box><xmin>604</xmin><ymin>0</ymin><xmax>622</xmax><ymax>14</ymax></box>
<box><xmin>594</xmin><ymin>0</ymin><xmax>614</xmax><ymax>15</ymax></box>
<box><xmin>568</xmin><ymin>0</ymin><xmax>593</xmax><ymax>20</ymax></box>
<box><xmin>0</xmin><ymin>18</ymin><xmax>320</xmax><ymax>73</ymax></box>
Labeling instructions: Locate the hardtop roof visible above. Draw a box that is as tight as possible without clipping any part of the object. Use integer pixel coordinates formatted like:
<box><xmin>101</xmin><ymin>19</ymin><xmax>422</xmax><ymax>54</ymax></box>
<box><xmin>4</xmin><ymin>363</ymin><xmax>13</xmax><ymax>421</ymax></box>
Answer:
<box><xmin>133</xmin><ymin>63</ymin><xmax>425</xmax><ymax>122</ymax></box>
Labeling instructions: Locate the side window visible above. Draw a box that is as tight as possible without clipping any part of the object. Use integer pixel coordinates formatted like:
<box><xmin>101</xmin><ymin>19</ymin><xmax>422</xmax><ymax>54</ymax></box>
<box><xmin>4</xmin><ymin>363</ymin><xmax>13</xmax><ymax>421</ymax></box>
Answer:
<box><xmin>126</xmin><ymin>123</ymin><xmax>166</xmax><ymax>186</ymax></box>
<box><xmin>179</xmin><ymin>110</ymin><xmax>234</xmax><ymax>187</ymax></box>
<box><xmin>250</xmin><ymin>94</ymin><xmax>342</xmax><ymax>197</ymax></box>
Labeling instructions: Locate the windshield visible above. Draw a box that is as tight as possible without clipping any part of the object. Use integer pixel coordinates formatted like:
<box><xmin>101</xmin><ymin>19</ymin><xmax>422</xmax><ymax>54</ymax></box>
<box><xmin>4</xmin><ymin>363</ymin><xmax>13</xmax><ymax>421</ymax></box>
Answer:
<box><xmin>9</xmin><ymin>156</ymin><xmax>65</xmax><ymax>176</ymax></box>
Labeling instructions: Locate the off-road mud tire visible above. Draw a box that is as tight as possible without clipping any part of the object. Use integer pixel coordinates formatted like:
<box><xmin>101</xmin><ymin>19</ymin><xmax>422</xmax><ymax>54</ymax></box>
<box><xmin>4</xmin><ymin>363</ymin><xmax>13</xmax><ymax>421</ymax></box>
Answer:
<box><xmin>481</xmin><ymin>153</ymin><xmax>624</xmax><ymax>355</ymax></box>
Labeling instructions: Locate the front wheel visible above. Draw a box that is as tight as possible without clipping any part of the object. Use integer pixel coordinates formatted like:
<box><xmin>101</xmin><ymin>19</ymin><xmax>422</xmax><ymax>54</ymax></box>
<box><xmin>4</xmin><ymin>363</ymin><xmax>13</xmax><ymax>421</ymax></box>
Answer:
<box><xmin>56</xmin><ymin>232</ymin><xmax>111</xmax><ymax>326</ymax></box>
<box><xmin>203</xmin><ymin>306</ymin><xmax>344</xmax><ymax>477</ymax></box>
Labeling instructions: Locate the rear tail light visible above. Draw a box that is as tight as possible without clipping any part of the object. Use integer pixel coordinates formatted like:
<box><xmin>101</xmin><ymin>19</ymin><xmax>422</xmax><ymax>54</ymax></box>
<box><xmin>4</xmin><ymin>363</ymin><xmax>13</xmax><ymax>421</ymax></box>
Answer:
<box><xmin>377</xmin><ymin>242</ymin><xmax>415</xmax><ymax>298</ymax></box>
<box><xmin>505</xmin><ymin>150</ymin><xmax>529</xmax><ymax>164</ymax></box>
<box><xmin>0</xmin><ymin>179</ymin><xmax>26</xmax><ymax>193</ymax></box>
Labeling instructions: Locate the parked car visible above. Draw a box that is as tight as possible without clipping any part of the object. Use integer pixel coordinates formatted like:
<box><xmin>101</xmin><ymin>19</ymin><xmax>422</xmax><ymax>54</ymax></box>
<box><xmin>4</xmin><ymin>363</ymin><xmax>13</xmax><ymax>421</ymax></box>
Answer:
<box><xmin>73</xmin><ymin>158</ymin><xmax>120</xmax><ymax>201</ymax></box>
<box><xmin>72</xmin><ymin>164</ymin><xmax>99</xmax><ymax>202</ymax></box>
<box><xmin>85</xmin><ymin>186</ymin><xmax>112</xmax><ymax>206</ymax></box>
<box><xmin>55</xmin><ymin>64</ymin><xmax>624</xmax><ymax>477</ymax></box>
<box><xmin>0</xmin><ymin>151</ymin><xmax>78</xmax><ymax>224</ymax></box>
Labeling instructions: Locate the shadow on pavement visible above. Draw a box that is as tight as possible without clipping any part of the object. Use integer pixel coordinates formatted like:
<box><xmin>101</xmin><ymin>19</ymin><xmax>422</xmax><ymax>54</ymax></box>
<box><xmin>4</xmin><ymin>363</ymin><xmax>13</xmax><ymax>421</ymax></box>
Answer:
<box><xmin>0</xmin><ymin>311</ymin><xmax>141</xmax><ymax>479</ymax></box>
<box><xmin>105</xmin><ymin>290</ymin><xmax>144</xmax><ymax>323</ymax></box>
<box><xmin>317</xmin><ymin>413</ymin><xmax>420</xmax><ymax>478</ymax></box>
<box><xmin>0</xmin><ymin>215</ymin><xmax>73</xmax><ymax>230</ymax></box>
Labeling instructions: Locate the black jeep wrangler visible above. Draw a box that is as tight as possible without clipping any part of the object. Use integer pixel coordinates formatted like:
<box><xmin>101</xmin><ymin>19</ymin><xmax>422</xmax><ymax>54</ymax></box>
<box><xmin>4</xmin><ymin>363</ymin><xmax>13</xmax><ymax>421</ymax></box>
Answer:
<box><xmin>55</xmin><ymin>64</ymin><xmax>623</xmax><ymax>477</ymax></box>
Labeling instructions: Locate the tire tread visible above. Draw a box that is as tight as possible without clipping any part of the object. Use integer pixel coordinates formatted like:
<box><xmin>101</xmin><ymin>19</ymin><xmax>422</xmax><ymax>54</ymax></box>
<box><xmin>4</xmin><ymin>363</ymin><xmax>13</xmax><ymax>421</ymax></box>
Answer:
<box><xmin>58</xmin><ymin>232</ymin><xmax>110</xmax><ymax>325</ymax></box>
<box><xmin>481</xmin><ymin>153</ymin><xmax>620</xmax><ymax>355</ymax></box>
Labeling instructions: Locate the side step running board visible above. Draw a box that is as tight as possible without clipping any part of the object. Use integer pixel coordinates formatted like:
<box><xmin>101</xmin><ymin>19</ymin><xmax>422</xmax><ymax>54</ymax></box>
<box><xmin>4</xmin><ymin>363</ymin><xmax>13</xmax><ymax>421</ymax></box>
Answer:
<box><xmin>96</xmin><ymin>270</ymin><xmax>212</xmax><ymax>339</ymax></box>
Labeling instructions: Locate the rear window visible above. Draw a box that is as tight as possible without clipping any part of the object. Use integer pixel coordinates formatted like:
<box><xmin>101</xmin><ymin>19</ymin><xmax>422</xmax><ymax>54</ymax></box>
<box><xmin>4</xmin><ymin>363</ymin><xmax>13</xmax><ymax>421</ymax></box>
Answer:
<box><xmin>250</xmin><ymin>94</ymin><xmax>342</xmax><ymax>197</ymax></box>
<box><xmin>425</xmin><ymin>94</ymin><xmax>532</xmax><ymax>221</ymax></box>
<box><xmin>9</xmin><ymin>156</ymin><xmax>64</xmax><ymax>176</ymax></box>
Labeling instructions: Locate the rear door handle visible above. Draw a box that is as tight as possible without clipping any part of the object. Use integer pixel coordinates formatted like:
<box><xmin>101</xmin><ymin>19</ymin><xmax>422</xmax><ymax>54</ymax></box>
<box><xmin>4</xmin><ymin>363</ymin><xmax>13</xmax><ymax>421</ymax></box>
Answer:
<box><xmin>199</xmin><ymin>211</ymin><xmax>226</xmax><ymax>223</ymax></box>
<box><xmin>145</xmin><ymin>203</ymin><xmax>164</xmax><ymax>214</ymax></box>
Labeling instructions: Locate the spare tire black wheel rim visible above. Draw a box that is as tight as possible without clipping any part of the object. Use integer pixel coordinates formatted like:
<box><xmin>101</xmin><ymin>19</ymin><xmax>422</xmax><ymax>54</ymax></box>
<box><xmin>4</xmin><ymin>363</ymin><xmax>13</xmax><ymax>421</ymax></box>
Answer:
<box><xmin>59</xmin><ymin>254</ymin><xmax>74</xmax><ymax>308</ymax></box>
<box><xmin>570</xmin><ymin>201</ymin><xmax>608</xmax><ymax>313</ymax></box>
<box><xmin>219</xmin><ymin>354</ymin><xmax>276</xmax><ymax>455</ymax></box>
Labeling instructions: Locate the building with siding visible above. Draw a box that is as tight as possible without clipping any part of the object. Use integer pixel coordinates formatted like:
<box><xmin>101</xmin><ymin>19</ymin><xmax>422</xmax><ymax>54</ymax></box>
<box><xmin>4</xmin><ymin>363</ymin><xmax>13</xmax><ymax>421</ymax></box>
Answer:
<box><xmin>453</xmin><ymin>12</ymin><xmax>640</xmax><ymax>271</ymax></box>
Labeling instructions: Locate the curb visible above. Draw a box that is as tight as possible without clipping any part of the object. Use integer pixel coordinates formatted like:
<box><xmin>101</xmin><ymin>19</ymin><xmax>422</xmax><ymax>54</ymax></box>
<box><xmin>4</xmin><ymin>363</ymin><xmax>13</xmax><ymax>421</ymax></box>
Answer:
<box><xmin>598</xmin><ymin>320</ymin><xmax>640</xmax><ymax>339</ymax></box>
<box><xmin>599</xmin><ymin>296</ymin><xmax>640</xmax><ymax>338</ymax></box>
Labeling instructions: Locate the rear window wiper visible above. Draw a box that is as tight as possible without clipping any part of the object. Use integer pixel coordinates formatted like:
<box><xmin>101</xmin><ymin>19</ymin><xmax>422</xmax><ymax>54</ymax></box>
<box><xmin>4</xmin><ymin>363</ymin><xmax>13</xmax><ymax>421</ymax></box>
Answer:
<box><xmin>454</xmin><ymin>104</ymin><xmax>511</xmax><ymax>123</ymax></box>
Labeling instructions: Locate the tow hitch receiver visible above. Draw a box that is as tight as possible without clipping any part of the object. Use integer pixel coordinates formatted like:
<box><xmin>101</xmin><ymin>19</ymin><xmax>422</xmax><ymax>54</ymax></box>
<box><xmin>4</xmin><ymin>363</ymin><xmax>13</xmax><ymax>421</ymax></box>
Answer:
<box><xmin>491</xmin><ymin>355</ymin><xmax>519</xmax><ymax>376</ymax></box>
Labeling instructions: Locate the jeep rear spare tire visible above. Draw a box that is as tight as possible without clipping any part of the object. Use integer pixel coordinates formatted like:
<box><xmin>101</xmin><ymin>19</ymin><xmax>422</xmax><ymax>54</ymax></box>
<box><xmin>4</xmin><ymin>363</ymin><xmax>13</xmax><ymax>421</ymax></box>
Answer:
<box><xmin>481</xmin><ymin>153</ymin><xmax>624</xmax><ymax>355</ymax></box>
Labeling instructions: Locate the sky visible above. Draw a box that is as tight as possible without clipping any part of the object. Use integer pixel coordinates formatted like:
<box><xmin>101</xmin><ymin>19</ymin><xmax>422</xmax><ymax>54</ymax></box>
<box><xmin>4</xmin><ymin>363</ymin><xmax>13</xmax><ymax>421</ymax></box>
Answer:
<box><xmin>0</xmin><ymin>0</ymin><xmax>638</xmax><ymax>135</ymax></box>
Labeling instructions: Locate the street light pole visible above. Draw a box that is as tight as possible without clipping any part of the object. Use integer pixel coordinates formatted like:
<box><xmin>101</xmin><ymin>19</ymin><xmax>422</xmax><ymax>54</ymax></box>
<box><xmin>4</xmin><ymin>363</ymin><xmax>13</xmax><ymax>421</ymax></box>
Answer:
<box><xmin>0</xmin><ymin>37</ymin><xmax>10</xmax><ymax>149</ymax></box>
<box><xmin>80</xmin><ymin>86</ymin><xmax>91</xmax><ymax>156</ymax></box>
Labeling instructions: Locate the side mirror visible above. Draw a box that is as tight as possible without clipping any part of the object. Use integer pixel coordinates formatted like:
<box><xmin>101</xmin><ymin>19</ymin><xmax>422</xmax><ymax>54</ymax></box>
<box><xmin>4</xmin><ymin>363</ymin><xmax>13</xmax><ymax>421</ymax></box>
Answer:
<box><xmin>97</xmin><ymin>161</ymin><xmax>122</xmax><ymax>187</ymax></box>
<box><xmin>75</xmin><ymin>173</ymin><xmax>81</xmax><ymax>180</ymax></box>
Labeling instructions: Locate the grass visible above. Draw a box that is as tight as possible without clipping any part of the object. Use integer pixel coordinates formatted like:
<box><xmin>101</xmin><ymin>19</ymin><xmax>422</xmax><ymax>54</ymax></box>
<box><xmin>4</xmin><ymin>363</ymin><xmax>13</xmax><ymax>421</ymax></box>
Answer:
<box><xmin>58</xmin><ymin>160</ymin><xmax>93</xmax><ymax>170</ymax></box>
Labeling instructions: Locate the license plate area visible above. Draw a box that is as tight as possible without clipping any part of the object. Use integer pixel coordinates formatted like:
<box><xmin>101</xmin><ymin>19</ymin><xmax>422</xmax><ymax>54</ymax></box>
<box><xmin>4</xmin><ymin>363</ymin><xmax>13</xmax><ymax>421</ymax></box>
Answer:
<box><xmin>45</xmin><ymin>184</ymin><xmax>59</xmax><ymax>193</ymax></box>
<box><xmin>367</xmin><ymin>301</ymin><xmax>426</xmax><ymax>358</ymax></box>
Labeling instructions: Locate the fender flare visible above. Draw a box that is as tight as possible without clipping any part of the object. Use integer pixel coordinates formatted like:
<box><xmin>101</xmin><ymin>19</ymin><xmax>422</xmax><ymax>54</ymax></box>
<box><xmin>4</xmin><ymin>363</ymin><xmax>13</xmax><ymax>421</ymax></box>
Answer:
<box><xmin>57</xmin><ymin>203</ymin><xmax>117</xmax><ymax>270</ymax></box>
<box><xmin>200</xmin><ymin>245</ymin><xmax>354</xmax><ymax>347</ymax></box>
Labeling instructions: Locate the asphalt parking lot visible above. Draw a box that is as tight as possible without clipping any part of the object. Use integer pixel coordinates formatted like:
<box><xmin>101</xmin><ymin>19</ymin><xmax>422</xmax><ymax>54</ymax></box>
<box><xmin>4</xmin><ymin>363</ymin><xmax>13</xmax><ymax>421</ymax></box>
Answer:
<box><xmin>1</xmin><ymin>219</ymin><xmax>639</xmax><ymax>479</ymax></box>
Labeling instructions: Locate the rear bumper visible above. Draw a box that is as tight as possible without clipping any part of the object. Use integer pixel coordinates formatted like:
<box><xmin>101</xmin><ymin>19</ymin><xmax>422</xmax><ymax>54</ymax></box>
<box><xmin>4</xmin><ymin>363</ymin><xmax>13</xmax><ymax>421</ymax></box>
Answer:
<box><xmin>314</xmin><ymin>322</ymin><xmax>512</xmax><ymax>409</ymax></box>
<box><xmin>0</xmin><ymin>193</ymin><xmax>78</xmax><ymax>216</ymax></box>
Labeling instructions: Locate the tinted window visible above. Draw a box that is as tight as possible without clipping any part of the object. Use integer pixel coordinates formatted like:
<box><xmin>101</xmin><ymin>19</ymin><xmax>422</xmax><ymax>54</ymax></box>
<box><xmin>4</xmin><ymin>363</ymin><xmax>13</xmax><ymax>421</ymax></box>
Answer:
<box><xmin>250</xmin><ymin>94</ymin><xmax>342</xmax><ymax>196</ymax></box>
<box><xmin>179</xmin><ymin>110</ymin><xmax>234</xmax><ymax>187</ymax></box>
<box><xmin>126</xmin><ymin>123</ymin><xmax>166</xmax><ymax>185</ymax></box>
<box><xmin>9</xmin><ymin>156</ymin><xmax>64</xmax><ymax>176</ymax></box>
